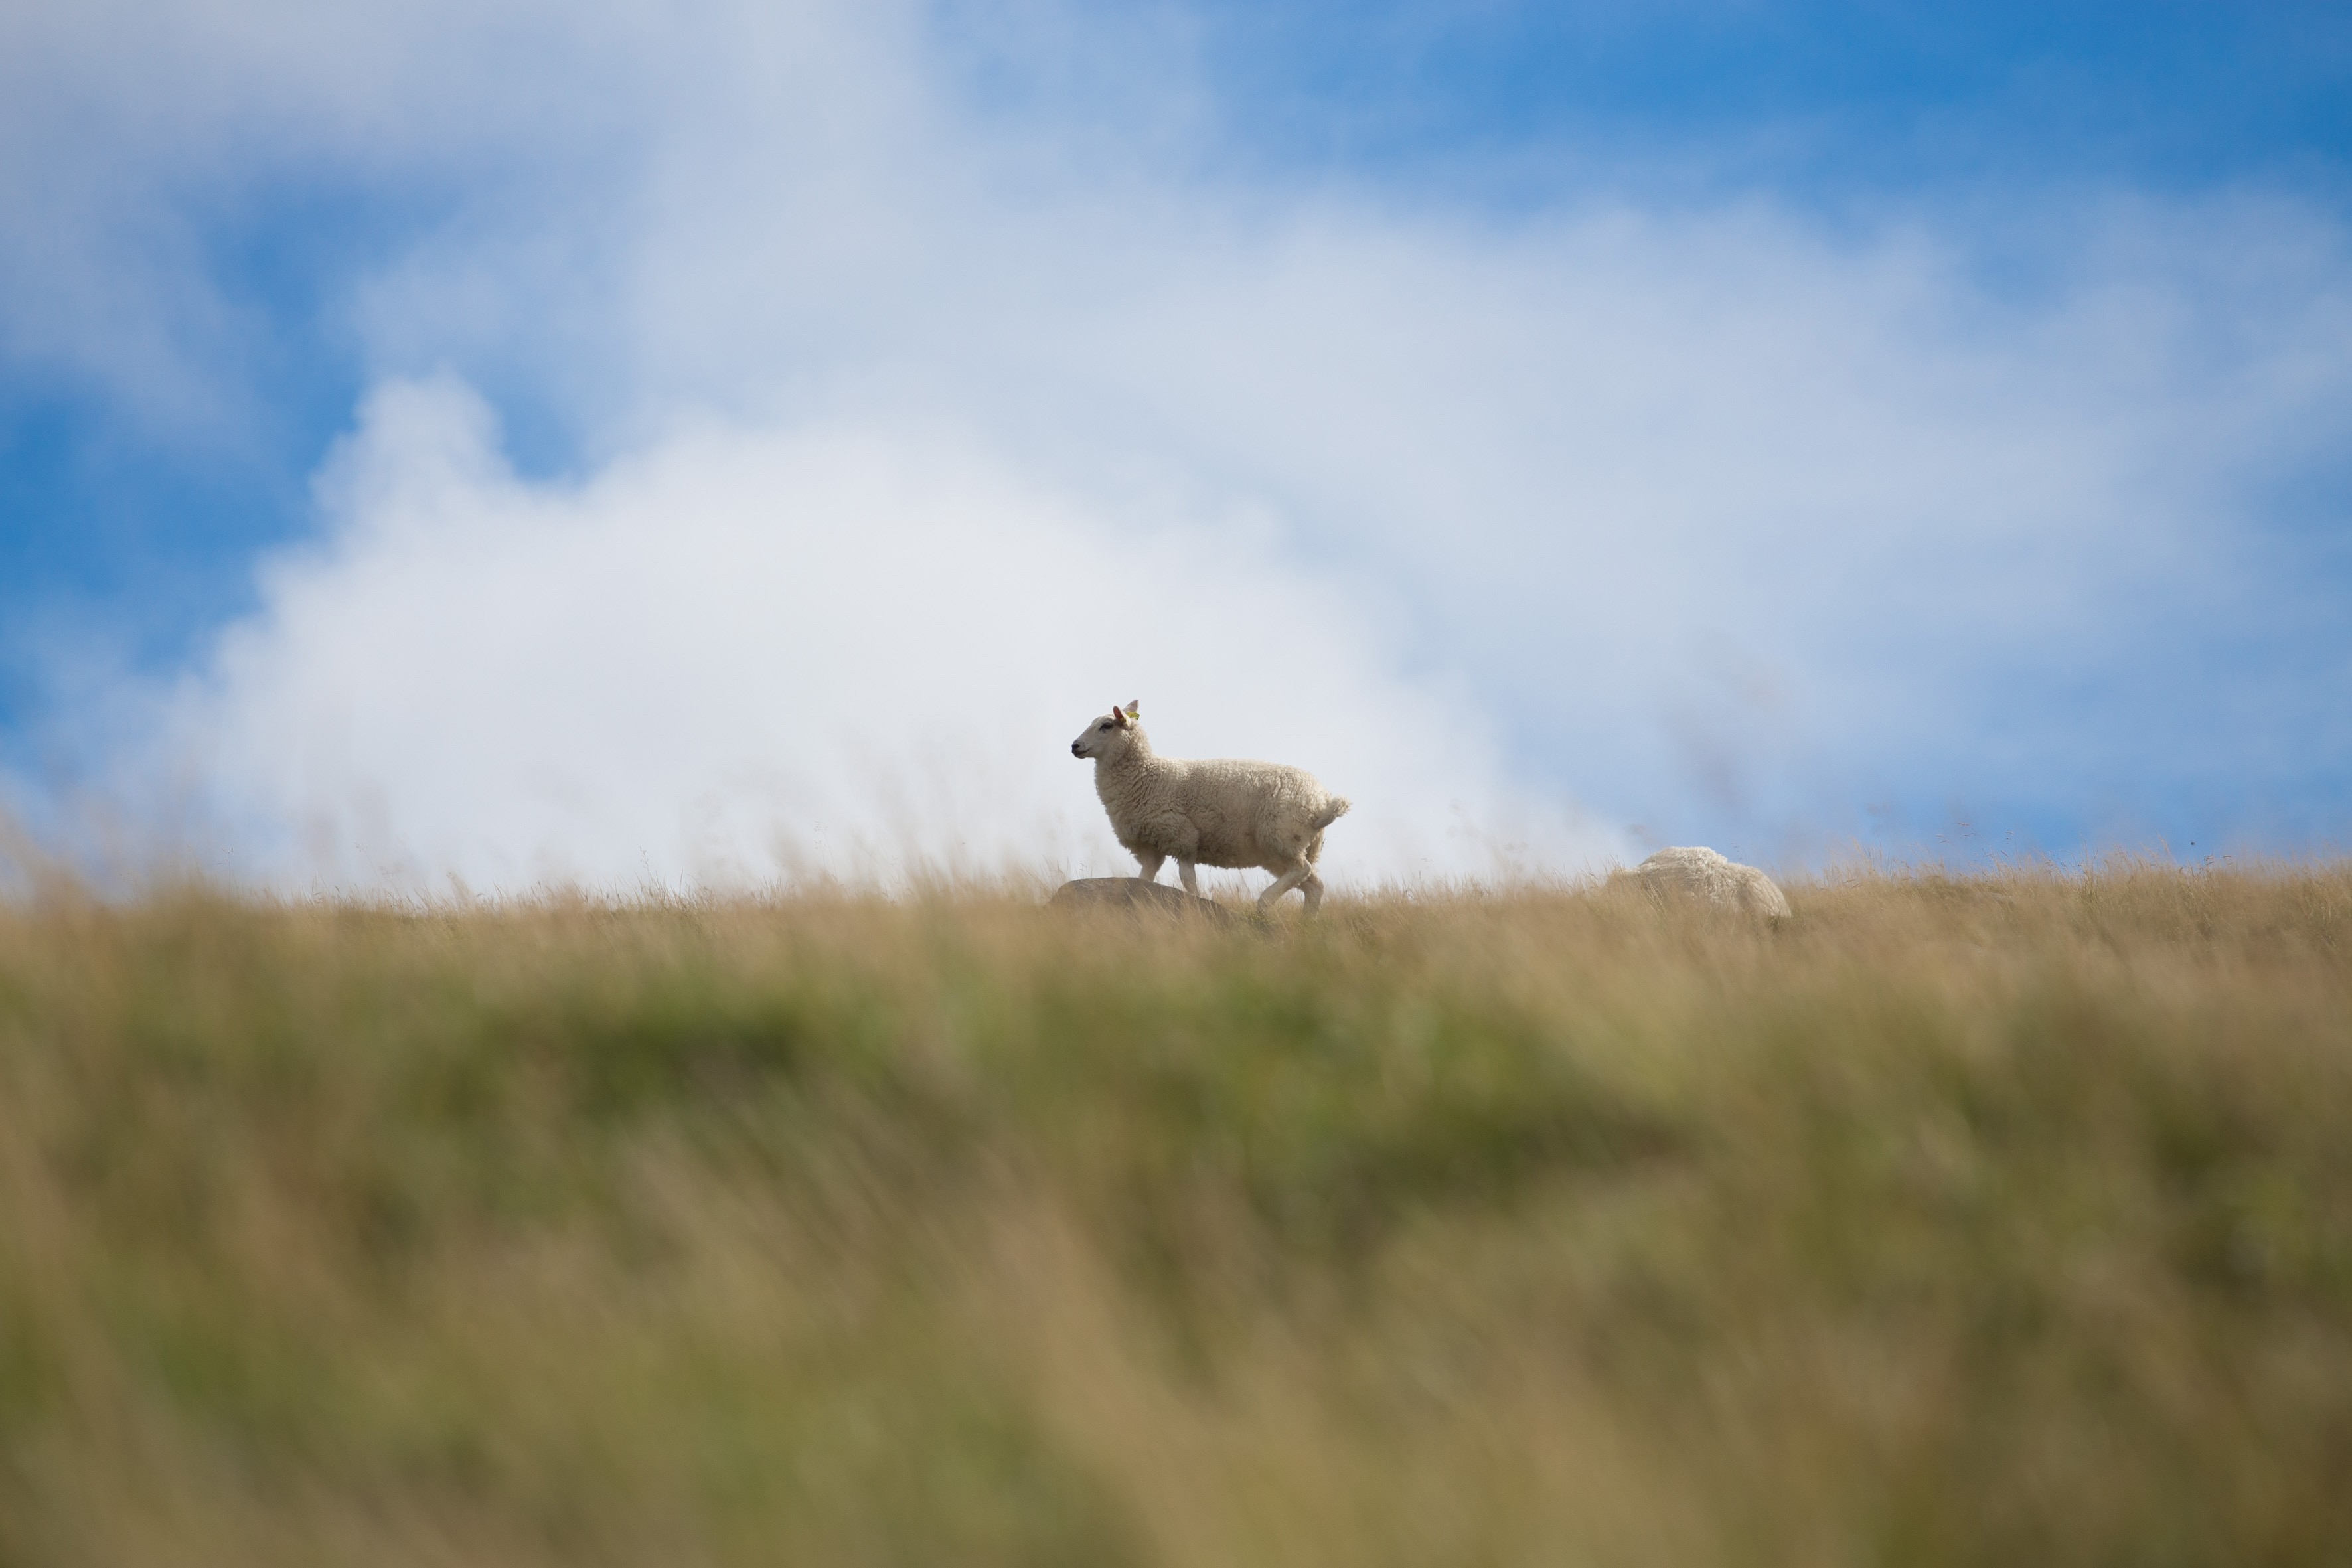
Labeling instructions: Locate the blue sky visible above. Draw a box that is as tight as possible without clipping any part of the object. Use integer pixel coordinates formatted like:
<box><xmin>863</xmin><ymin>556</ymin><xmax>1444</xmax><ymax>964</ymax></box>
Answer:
<box><xmin>3</xmin><ymin>0</ymin><xmax>2349</xmax><ymax>885</ymax></box>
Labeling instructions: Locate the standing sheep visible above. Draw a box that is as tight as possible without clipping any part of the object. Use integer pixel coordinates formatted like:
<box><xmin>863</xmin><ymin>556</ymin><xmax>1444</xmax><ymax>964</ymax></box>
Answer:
<box><xmin>1070</xmin><ymin>701</ymin><xmax>1351</xmax><ymax>913</ymax></box>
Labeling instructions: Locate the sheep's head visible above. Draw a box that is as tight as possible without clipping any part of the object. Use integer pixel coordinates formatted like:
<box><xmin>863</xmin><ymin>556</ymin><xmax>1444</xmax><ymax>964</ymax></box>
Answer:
<box><xmin>1069</xmin><ymin>700</ymin><xmax>1141</xmax><ymax>760</ymax></box>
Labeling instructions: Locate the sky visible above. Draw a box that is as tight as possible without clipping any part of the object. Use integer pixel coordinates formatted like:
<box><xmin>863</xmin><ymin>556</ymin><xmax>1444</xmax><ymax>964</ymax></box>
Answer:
<box><xmin>2</xmin><ymin>0</ymin><xmax>2349</xmax><ymax>890</ymax></box>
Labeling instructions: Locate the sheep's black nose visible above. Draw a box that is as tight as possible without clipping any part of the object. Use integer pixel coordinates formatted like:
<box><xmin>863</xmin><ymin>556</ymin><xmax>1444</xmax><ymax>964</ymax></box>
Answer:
<box><xmin>1070</xmin><ymin>743</ymin><xmax>1083</xmax><ymax>757</ymax></box>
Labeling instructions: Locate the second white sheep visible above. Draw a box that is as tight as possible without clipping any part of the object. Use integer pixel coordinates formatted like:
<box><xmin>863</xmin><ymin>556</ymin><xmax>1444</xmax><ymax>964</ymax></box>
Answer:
<box><xmin>1070</xmin><ymin>701</ymin><xmax>1350</xmax><ymax>913</ymax></box>
<box><xmin>1615</xmin><ymin>845</ymin><xmax>1792</xmax><ymax>919</ymax></box>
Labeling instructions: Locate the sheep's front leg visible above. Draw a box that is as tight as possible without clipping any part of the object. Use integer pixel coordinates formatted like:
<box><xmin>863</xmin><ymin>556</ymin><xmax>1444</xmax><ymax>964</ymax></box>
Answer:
<box><xmin>1177</xmin><ymin>858</ymin><xmax>1200</xmax><ymax>897</ymax></box>
<box><xmin>1298</xmin><ymin>868</ymin><xmax>1326</xmax><ymax>914</ymax></box>
<box><xmin>1259</xmin><ymin>858</ymin><xmax>1312</xmax><ymax>911</ymax></box>
<box><xmin>1134</xmin><ymin>850</ymin><xmax>1166</xmax><ymax>884</ymax></box>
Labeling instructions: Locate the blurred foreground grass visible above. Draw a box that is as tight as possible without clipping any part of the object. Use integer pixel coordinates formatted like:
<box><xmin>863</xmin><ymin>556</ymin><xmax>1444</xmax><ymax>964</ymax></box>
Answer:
<box><xmin>3</xmin><ymin>865</ymin><xmax>2351</xmax><ymax>1566</ymax></box>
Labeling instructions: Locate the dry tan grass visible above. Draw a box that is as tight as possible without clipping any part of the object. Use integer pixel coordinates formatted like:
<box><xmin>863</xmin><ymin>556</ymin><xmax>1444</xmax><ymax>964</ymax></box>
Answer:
<box><xmin>1</xmin><ymin>862</ymin><xmax>2349</xmax><ymax>1565</ymax></box>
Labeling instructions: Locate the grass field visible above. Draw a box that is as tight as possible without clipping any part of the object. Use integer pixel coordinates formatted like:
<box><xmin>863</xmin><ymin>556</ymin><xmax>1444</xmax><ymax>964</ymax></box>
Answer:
<box><xmin>2</xmin><ymin>863</ymin><xmax>2350</xmax><ymax>1566</ymax></box>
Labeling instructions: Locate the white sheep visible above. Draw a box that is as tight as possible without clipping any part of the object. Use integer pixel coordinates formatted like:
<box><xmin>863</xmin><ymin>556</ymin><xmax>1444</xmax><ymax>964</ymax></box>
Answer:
<box><xmin>1615</xmin><ymin>845</ymin><xmax>1792</xmax><ymax>919</ymax></box>
<box><xmin>1070</xmin><ymin>701</ymin><xmax>1351</xmax><ymax>913</ymax></box>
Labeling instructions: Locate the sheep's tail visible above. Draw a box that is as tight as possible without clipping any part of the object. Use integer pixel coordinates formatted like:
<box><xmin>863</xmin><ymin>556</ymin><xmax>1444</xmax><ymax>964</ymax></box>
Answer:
<box><xmin>1314</xmin><ymin>797</ymin><xmax>1352</xmax><ymax>830</ymax></box>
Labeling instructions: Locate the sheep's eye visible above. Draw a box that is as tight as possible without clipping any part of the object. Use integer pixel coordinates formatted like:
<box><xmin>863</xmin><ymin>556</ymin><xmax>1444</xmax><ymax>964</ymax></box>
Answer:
<box><xmin>1097</xmin><ymin>722</ymin><xmax>1111</xmax><ymax>731</ymax></box>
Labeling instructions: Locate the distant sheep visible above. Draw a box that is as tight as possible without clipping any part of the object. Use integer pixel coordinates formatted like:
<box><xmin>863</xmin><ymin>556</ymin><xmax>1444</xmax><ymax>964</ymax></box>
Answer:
<box><xmin>1616</xmin><ymin>846</ymin><xmax>1792</xmax><ymax>919</ymax></box>
<box><xmin>1071</xmin><ymin>701</ymin><xmax>1351</xmax><ymax>913</ymax></box>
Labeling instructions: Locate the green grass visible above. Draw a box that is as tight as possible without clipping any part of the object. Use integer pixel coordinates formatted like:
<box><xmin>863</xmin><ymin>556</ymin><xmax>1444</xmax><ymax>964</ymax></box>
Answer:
<box><xmin>3</xmin><ymin>864</ymin><xmax>2350</xmax><ymax>1565</ymax></box>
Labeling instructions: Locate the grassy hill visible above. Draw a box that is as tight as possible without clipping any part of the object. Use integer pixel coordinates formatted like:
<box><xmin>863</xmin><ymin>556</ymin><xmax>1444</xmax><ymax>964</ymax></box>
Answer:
<box><xmin>2</xmin><ymin>865</ymin><xmax>2349</xmax><ymax>1565</ymax></box>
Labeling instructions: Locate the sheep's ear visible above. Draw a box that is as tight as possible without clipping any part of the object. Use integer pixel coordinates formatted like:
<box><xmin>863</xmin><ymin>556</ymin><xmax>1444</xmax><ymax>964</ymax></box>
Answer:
<box><xmin>1123</xmin><ymin>700</ymin><xmax>1140</xmax><ymax>719</ymax></box>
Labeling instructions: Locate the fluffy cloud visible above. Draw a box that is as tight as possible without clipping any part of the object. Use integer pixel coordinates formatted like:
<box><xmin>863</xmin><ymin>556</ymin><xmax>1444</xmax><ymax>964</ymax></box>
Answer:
<box><xmin>170</xmin><ymin>377</ymin><xmax>1607</xmax><ymax>890</ymax></box>
<box><xmin>11</xmin><ymin>0</ymin><xmax>2352</xmax><ymax>884</ymax></box>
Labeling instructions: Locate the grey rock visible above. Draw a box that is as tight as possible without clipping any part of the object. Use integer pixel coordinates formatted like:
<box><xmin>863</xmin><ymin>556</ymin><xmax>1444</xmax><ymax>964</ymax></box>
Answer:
<box><xmin>1047</xmin><ymin>878</ymin><xmax>1242</xmax><ymax>928</ymax></box>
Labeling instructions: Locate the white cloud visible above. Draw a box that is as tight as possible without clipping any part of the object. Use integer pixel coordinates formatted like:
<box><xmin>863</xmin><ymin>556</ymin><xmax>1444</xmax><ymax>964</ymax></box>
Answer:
<box><xmin>170</xmin><ymin>377</ymin><xmax>1609</xmax><ymax>891</ymax></box>
<box><xmin>11</xmin><ymin>0</ymin><xmax>2352</xmax><ymax>881</ymax></box>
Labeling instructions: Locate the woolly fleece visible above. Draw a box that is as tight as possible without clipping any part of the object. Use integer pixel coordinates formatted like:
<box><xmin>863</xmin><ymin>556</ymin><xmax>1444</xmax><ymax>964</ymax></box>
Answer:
<box><xmin>1070</xmin><ymin>704</ymin><xmax>1350</xmax><ymax>912</ymax></box>
<box><xmin>1618</xmin><ymin>846</ymin><xmax>1792</xmax><ymax>919</ymax></box>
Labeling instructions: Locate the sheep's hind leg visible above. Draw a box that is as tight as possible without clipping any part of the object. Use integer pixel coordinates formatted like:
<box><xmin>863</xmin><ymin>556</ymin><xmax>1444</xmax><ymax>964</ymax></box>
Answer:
<box><xmin>1259</xmin><ymin>858</ymin><xmax>1312</xmax><ymax>912</ymax></box>
<box><xmin>1135</xmin><ymin>851</ymin><xmax>1165</xmax><ymax>884</ymax></box>
<box><xmin>1298</xmin><ymin>868</ymin><xmax>1326</xmax><ymax>914</ymax></box>
<box><xmin>1178</xmin><ymin>858</ymin><xmax>1201</xmax><ymax>897</ymax></box>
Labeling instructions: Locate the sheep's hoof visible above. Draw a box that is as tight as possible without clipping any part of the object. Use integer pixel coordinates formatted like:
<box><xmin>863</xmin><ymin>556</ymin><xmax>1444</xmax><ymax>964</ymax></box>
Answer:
<box><xmin>1257</xmin><ymin>892</ymin><xmax>1320</xmax><ymax>917</ymax></box>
